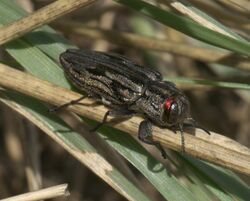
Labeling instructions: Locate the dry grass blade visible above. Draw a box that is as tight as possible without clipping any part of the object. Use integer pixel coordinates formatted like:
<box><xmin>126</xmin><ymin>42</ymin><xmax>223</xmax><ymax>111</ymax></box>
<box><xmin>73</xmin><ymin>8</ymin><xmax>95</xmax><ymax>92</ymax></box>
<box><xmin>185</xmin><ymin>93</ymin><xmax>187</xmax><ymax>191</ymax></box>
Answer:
<box><xmin>0</xmin><ymin>63</ymin><xmax>249</xmax><ymax>175</ymax></box>
<box><xmin>0</xmin><ymin>184</ymin><xmax>69</xmax><ymax>201</ymax></box>
<box><xmin>0</xmin><ymin>0</ymin><xmax>96</xmax><ymax>45</ymax></box>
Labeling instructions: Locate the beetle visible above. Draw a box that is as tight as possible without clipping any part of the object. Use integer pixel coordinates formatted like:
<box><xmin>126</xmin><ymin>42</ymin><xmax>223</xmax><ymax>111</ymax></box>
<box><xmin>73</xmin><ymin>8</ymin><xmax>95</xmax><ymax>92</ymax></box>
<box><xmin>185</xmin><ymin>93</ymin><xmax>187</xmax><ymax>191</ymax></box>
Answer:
<box><xmin>55</xmin><ymin>49</ymin><xmax>209</xmax><ymax>158</ymax></box>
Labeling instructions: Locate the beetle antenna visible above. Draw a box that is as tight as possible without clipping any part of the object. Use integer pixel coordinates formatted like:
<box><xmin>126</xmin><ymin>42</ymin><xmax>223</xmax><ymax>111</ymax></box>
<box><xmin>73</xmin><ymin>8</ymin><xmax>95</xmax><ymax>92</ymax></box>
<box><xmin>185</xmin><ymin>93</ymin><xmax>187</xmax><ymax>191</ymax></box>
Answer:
<box><xmin>186</xmin><ymin>117</ymin><xmax>211</xmax><ymax>135</ymax></box>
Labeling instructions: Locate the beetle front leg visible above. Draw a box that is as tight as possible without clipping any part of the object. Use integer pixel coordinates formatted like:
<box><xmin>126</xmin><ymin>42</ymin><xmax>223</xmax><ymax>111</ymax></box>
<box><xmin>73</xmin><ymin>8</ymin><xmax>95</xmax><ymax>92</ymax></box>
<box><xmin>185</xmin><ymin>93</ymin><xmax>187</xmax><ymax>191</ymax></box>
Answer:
<box><xmin>178</xmin><ymin>124</ymin><xmax>185</xmax><ymax>154</ymax></box>
<box><xmin>138</xmin><ymin>120</ymin><xmax>167</xmax><ymax>159</ymax></box>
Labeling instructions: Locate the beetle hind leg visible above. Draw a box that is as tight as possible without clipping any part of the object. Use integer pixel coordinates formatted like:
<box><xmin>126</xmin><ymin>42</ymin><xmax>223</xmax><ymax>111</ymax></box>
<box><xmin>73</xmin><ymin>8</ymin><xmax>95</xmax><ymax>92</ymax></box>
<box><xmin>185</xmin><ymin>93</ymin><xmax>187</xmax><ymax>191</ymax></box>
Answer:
<box><xmin>49</xmin><ymin>90</ymin><xmax>103</xmax><ymax>113</ymax></box>
<box><xmin>49</xmin><ymin>96</ymin><xmax>87</xmax><ymax>113</ymax></box>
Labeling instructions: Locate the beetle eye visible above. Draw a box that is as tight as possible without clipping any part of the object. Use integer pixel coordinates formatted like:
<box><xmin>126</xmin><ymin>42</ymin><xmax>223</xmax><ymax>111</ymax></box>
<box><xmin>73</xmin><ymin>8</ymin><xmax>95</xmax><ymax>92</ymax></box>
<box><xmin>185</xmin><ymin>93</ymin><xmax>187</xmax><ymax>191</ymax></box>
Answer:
<box><xmin>165</xmin><ymin>98</ymin><xmax>174</xmax><ymax>110</ymax></box>
<box><xmin>162</xmin><ymin>98</ymin><xmax>179</xmax><ymax>125</ymax></box>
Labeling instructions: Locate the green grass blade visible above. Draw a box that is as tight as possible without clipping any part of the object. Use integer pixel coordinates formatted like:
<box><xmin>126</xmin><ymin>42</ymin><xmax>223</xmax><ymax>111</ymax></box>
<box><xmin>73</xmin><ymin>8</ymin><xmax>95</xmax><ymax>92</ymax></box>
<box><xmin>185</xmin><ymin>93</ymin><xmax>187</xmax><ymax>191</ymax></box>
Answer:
<box><xmin>6</xmin><ymin>39</ymin><xmax>69</xmax><ymax>87</ymax></box>
<box><xmin>114</xmin><ymin>0</ymin><xmax>250</xmax><ymax>56</ymax></box>
<box><xmin>186</xmin><ymin>157</ymin><xmax>250</xmax><ymax>200</ymax></box>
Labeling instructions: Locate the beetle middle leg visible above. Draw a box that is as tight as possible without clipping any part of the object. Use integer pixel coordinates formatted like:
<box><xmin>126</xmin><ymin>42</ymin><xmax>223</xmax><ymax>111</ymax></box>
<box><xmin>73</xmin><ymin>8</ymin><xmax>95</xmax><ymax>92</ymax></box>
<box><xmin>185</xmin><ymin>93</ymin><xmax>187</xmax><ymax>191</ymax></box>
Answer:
<box><xmin>90</xmin><ymin>107</ymin><xmax>134</xmax><ymax>132</ymax></box>
<box><xmin>138</xmin><ymin>120</ymin><xmax>167</xmax><ymax>159</ymax></box>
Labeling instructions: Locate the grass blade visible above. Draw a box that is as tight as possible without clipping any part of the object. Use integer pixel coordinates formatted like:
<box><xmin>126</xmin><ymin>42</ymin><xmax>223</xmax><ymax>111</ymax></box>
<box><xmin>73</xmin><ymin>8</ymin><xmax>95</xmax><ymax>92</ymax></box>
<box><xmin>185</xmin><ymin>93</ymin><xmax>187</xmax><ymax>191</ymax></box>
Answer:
<box><xmin>114</xmin><ymin>0</ymin><xmax>250</xmax><ymax>56</ymax></box>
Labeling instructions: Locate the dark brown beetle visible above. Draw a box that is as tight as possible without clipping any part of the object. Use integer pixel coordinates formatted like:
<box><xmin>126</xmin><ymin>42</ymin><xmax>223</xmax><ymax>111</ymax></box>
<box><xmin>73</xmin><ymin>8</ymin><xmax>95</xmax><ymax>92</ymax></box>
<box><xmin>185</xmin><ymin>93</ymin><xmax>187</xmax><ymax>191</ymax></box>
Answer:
<box><xmin>55</xmin><ymin>49</ymin><xmax>209</xmax><ymax>158</ymax></box>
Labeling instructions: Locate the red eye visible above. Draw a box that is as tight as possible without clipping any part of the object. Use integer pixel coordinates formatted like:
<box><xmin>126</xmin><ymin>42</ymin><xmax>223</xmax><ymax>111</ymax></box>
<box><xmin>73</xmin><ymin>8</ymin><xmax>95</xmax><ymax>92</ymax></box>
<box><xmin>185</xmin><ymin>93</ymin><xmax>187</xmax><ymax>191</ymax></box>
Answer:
<box><xmin>165</xmin><ymin>97</ymin><xmax>175</xmax><ymax>110</ymax></box>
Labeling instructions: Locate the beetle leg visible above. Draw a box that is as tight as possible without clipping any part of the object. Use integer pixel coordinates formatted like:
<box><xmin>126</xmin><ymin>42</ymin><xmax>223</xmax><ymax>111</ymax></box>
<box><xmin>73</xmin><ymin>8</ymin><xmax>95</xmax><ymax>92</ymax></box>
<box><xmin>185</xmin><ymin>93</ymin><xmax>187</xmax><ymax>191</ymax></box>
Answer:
<box><xmin>178</xmin><ymin>124</ymin><xmax>185</xmax><ymax>154</ymax></box>
<box><xmin>138</xmin><ymin>120</ymin><xmax>167</xmax><ymax>159</ymax></box>
<box><xmin>90</xmin><ymin>108</ymin><xmax>133</xmax><ymax>132</ymax></box>
<box><xmin>49</xmin><ymin>96</ymin><xmax>86</xmax><ymax>112</ymax></box>
<box><xmin>184</xmin><ymin>118</ymin><xmax>211</xmax><ymax>135</ymax></box>
<box><xmin>49</xmin><ymin>92</ymin><xmax>103</xmax><ymax>113</ymax></box>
